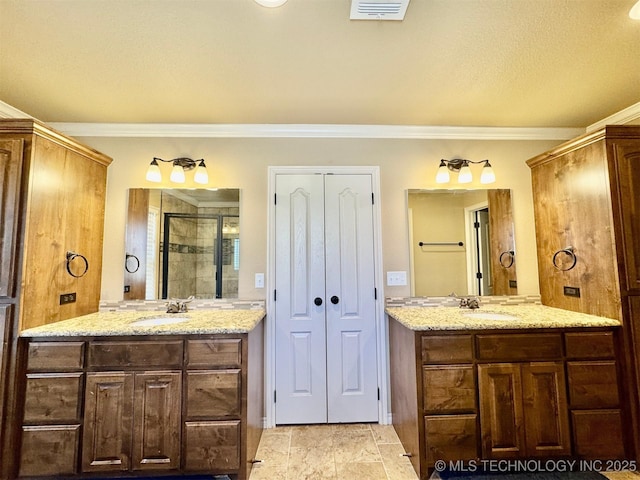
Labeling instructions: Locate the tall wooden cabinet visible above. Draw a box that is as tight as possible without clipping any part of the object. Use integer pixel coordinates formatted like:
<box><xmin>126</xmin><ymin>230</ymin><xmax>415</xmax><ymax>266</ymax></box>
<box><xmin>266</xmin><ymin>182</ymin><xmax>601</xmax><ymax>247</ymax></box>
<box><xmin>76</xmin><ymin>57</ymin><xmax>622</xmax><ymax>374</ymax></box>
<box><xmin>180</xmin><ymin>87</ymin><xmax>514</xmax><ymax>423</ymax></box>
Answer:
<box><xmin>0</xmin><ymin>119</ymin><xmax>111</xmax><ymax>480</ymax></box>
<box><xmin>527</xmin><ymin>125</ymin><xmax>640</xmax><ymax>460</ymax></box>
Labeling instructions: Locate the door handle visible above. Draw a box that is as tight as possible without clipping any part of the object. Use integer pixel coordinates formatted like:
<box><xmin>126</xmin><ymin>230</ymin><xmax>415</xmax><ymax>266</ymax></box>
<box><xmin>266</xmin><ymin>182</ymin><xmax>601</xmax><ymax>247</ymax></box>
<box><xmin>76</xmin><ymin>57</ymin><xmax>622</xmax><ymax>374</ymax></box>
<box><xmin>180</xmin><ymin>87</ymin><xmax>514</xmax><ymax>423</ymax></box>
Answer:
<box><xmin>314</xmin><ymin>297</ymin><xmax>323</xmax><ymax>306</ymax></box>
<box><xmin>331</xmin><ymin>296</ymin><xmax>339</xmax><ymax>305</ymax></box>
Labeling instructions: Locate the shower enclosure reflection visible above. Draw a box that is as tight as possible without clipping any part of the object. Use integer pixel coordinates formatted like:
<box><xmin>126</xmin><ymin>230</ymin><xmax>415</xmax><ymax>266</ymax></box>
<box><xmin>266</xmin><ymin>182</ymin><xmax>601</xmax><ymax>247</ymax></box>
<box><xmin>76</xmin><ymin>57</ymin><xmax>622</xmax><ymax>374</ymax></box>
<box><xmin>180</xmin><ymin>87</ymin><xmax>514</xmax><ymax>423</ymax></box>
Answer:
<box><xmin>124</xmin><ymin>188</ymin><xmax>240</xmax><ymax>300</ymax></box>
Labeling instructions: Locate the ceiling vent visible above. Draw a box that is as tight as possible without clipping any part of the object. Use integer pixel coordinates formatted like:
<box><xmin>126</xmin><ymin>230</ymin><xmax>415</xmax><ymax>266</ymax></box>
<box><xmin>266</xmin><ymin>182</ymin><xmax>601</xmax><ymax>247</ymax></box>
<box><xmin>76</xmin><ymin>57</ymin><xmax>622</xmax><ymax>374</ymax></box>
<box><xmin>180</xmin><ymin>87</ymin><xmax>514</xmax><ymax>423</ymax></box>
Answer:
<box><xmin>350</xmin><ymin>0</ymin><xmax>410</xmax><ymax>21</ymax></box>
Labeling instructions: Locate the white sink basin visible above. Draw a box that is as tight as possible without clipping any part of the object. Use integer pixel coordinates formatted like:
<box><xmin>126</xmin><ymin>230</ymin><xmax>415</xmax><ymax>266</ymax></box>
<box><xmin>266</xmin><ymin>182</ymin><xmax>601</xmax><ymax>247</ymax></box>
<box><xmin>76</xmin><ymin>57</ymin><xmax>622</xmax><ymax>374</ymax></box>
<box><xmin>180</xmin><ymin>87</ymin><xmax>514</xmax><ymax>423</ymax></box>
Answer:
<box><xmin>130</xmin><ymin>316</ymin><xmax>190</xmax><ymax>327</ymax></box>
<box><xmin>463</xmin><ymin>312</ymin><xmax>518</xmax><ymax>321</ymax></box>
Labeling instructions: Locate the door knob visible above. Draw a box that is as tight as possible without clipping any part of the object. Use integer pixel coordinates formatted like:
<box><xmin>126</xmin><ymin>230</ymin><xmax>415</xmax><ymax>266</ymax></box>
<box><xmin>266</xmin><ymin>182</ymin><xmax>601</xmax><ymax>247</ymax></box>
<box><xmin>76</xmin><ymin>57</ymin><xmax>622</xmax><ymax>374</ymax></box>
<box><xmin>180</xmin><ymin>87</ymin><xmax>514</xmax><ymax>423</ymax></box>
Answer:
<box><xmin>331</xmin><ymin>296</ymin><xmax>340</xmax><ymax>305</ymax></box>
<box><xmin>314</xmin><ymin>297</ymin><xmax>323</xmax><ymax>306</ymax></box>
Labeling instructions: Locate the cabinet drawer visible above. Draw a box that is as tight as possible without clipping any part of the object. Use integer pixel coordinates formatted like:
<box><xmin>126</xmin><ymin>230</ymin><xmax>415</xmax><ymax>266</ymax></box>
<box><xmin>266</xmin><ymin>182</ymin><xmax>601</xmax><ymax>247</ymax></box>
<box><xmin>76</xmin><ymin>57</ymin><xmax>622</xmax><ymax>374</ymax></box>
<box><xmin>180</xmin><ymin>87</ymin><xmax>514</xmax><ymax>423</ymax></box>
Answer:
<box><xmin>27</xmin><ymin>342</ymin><xmax>84</xmax><ymax>371</ymax></box>
<box><xmin>19</xmin><ymin>424</ymin><xmax>80</xmax><ymax>476</ymax></box>
<box><xmin>571</xmin><ymin>410</ymin><xmax>625</xmax><ymax>459</ymax></box>
<box><xmin>565</xmin><ymin>331</ymin><xmax>615</xmax><ymax>359</ymax></box>
<box><xmin>187</xmin><ymin>339</ymin><xmax>242</xmax><ymax>368</ymax></box>
<box><xmin>184</xmin><ymin>420</ymin><xmax>240</xmax><ymax>471</ymax></box>
<box><xmin>422</xmin><ymin>335</ymin><xmax>473</xmax><ymax>364</ymax></box>
<box><xmin>476</xmin><ymin>333</ymin><xmax>562</xmax><ymax>361</ymax></box>
<box><xmin>423</xmin><ymin>366</ymin><xmax>475</xmax><ymax>412</ymax></box>
<box><xmin>88</xmin><ymin>340</ymin><xmax>183</xmax><ymax>368</ymax></box>
<box><xmin>567</xmin><ymin>361</ymin><xmax>619</xmax><ymax>408</ymax></box>
<box><xmin>24</xmin><ymin>373</ymin><xmax>82</xmax><ymax>423</ymax></box>
<box><xmin>186</xmin><ymin>370</ymin><xmax>241</xmax><ymax>418</ymax></box>
<box><xmin>424</xmin><ymin>414</ymin><xmax>478</xmax><ymax>466</ymax></box>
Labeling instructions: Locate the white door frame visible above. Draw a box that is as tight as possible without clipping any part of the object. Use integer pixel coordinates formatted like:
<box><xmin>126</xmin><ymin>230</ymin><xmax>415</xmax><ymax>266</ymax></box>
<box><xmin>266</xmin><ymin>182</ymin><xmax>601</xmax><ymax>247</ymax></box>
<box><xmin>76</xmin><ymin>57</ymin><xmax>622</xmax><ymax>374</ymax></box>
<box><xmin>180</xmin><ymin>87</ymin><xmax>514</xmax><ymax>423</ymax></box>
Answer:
<box><xmin>464</xmin><ymin>201</ymin><xmax>489</xmax><ymax>296</ymax></box>
<box><xmin>266</xmin><ymin>166</ymin><xmax>387</xmax><ymax>427</ymax></box>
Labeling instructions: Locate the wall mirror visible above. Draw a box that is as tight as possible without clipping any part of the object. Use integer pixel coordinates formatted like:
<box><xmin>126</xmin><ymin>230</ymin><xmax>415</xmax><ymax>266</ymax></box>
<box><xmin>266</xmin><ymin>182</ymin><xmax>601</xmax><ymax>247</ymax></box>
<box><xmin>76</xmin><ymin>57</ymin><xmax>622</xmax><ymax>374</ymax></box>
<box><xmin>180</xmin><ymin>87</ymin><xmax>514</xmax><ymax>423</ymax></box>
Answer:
<box><xmin>123</xmin><ymin>188</ymin><xmax>240</xmax><ymax>300</ymax></box>
<box><xmin>407</xmin><ymin>189</ymin><xmax>517</xmax><ymax>296</ymax></box>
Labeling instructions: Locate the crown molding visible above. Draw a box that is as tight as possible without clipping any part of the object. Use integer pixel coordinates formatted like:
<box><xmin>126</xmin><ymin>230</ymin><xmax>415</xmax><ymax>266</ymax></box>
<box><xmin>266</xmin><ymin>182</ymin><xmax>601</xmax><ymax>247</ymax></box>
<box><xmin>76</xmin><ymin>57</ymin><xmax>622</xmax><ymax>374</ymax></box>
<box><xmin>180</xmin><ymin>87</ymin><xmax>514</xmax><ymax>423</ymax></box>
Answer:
<box><xmin>46</xmin><ymin>122</ymin><xmax>584</xmax><ymax>141</ymax></box>
<box><xmin>0</xmin><ymin>100</ymin><xmax>34</xmax><ymax>119</ymax></box>
<box><xmin>587</xmin><ymin>101</ymin><xmax>640</xmax><ymax>132</ymax></box>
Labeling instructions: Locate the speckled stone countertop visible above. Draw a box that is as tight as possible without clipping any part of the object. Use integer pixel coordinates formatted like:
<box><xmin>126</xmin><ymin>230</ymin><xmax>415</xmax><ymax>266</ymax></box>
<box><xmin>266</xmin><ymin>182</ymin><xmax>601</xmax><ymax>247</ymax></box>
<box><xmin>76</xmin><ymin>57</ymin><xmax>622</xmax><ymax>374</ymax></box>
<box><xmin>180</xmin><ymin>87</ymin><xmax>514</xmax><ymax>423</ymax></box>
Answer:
<box><xmin>385</xmin><ymin>304</ymin><xmax>620</xmax><ymax>331</ymax></box>
<box><xmin>20</xmin><ymin>308</ymin><xmax>266</xmax><ymax>337</ymax></box>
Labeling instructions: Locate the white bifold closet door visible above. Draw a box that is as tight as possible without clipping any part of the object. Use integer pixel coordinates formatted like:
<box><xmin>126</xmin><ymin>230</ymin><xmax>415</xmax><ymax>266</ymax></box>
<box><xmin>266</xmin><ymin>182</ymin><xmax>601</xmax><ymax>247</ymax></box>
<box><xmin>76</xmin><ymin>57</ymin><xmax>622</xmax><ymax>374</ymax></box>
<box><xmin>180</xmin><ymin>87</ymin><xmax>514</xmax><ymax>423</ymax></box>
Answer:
<box><xmin>274</xmin><ymin>174</ymin><xmax>378</xmax><ymax>424</ymax></box>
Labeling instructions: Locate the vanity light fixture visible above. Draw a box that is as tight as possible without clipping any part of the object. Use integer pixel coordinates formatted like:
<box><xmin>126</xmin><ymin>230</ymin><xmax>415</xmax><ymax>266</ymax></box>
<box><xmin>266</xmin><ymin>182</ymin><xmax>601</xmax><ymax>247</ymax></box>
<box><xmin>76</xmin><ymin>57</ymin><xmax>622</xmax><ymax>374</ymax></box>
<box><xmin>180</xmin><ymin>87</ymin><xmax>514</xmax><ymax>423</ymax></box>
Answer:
<box><xmin>254</xmin><ymin>0</ymin><xmax>288</xmax><ymax>7</ymax></box>
<box><xmin>630</xmin><ymin>0</ymin><xmax>640</xmax><ymax>19</ymax></box>
<box><xmin>146</xmin><ymin>157</ymin><xmax>209</xmax><ymax>185</ymax></box>
<box><xmin>435</xmin><ymin>158</ymin><xmax>495</xmax><ymax>185</ymax></box>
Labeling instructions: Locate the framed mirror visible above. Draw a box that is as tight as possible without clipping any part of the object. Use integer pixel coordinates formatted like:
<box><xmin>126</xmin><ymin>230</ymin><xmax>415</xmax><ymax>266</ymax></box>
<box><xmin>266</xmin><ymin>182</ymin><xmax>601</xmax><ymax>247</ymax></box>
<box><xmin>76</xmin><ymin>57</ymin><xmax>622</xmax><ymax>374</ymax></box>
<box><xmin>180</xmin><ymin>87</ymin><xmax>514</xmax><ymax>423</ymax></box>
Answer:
<box><xmin>124</xmin><ymin>188</ymin><xmax>240</xmax><ymax>300</ymax></box>
<box><xmin>407</xmin><ymin>189</ymin><xmax>517</xmax><ymax>296</ymax></box>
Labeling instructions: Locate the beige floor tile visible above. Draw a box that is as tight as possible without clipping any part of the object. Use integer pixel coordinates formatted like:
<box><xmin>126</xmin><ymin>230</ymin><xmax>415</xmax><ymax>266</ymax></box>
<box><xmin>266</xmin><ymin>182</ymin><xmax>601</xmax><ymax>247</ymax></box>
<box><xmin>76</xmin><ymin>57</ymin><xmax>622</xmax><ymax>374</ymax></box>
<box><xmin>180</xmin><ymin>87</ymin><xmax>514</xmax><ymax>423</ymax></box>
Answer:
<box><xmin>287</xmin><ymin>446</ymin><xmax>337</xmax><ymax>479</ymax></box>
<box><xmin>254</xmin><ymin>431</ymin><xmax>290</xmax><ymax>466</ymax></box>
<box><xmin>602</xmin><ymin>472</ymin><xmax>640</xmax><ymax>479</ymax></box>
<box><xmin>333</xmin><ymin>429</ymin><xmax>381</xmax><ymax>463</ymax></box>
<box><xmin>371</xmin><ymin>423</ymin><xmax>402</xmax><ymax>444</ymax></box>
<box><xmin>336</xmin><ymin>461</ymin><xmax>389</xmax><ymax>479</ymax></box>
<box><xmin>248</xmin><ymin>462</ymin><xmax>288</xmax><ymax>480</ymax></box>
<box><xmin>377</xmin><ymin>442</ymin><xmax>419</xmax><ymax>480</ymax></box>
<box><xmin>290</xmin><ymin>424</ymin><xmax>335</xmax><ymax>448</ymax></box>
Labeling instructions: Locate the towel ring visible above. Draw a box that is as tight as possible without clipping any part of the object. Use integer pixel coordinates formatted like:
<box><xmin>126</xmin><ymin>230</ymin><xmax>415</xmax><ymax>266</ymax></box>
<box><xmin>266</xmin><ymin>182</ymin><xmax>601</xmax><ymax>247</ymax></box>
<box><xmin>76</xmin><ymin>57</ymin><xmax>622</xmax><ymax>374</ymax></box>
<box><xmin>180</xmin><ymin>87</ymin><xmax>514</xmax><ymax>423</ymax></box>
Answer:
<box><xmin>66</xmin><ymin>251</ymin><xmax>89</xmax><ymax>278</ymax></box>
<box><xmin>499</xmin><ymin>250</ymin><xmax>515</xmax><ymax>268</ymax></box>
<box><xmin>125</xmin><ymin>253</ymin><xmax>140</xmax><ymax>273</ymax></box>
<box><xmin>552</xmin><ymin>246</ymin><xmax>577</xmax><ymax>271</ymax></box>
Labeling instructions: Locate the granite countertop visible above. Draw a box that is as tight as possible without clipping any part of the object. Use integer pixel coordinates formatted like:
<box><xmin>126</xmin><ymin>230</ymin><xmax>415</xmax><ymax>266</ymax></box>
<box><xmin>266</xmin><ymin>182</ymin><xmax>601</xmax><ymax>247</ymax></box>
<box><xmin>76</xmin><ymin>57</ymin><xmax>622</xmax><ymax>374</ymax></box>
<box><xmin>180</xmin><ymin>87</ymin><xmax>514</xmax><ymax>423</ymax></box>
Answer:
<box><xmin>20</xmin><ymin>308</ymin><xmax>266</xmax><ymax>337</ymax></box>
<box><xmin>385</xmin><ymin>304</ymin><xmax>621</xmax><ymax>331</ymax></box>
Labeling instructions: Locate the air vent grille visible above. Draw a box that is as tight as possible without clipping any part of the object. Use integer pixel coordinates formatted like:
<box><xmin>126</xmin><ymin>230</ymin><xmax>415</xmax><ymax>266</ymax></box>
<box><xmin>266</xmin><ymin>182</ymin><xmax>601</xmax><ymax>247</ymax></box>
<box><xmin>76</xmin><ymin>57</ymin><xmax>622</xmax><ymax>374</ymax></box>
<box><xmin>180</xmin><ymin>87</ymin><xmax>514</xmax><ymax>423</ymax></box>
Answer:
<box><xmin>350</xmin><ymin>0</ymin><xmax>410</xmax><ymax>21</ymax></box>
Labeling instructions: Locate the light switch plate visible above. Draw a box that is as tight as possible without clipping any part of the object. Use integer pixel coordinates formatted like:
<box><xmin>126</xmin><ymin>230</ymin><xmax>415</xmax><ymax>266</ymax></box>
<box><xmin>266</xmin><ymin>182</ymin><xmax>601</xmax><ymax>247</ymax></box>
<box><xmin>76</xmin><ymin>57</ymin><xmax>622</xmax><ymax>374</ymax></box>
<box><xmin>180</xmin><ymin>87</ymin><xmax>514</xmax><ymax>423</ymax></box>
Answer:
<box><xmin>387</xmin><ymin>271</ymin><xmax>407</xmax><ymax>286</ymax></box>
<box><xmin>255</xmin><ymin>273</ymin><xmax>265</xmax><ymax>289</ymax></box>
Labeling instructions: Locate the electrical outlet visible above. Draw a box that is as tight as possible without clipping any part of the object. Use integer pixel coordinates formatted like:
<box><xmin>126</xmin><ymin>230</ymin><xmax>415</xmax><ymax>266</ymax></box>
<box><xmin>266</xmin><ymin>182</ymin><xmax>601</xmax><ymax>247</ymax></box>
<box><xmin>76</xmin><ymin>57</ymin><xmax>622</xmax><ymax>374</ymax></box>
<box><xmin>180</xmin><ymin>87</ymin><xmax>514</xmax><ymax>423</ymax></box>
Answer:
<box><xmin>509</xmin><ymin>280</ymin><xmax>517</xmax><ymax>289</ymax></box>
<box><xmin>255</xmin><ymin>273</ymin><xmax>265</xmax><ymax>289</ymax></box>
<box><xmin>387</xmin><ymin>271</ymin><xmax>407</xmax><ymax>286</ymax></box>
<box><xmin>124</xmin><ymin>285</ymin><xmax>131</xmax><ymax>293</ymax></box>
<box><xmin>564</xmin><ymin>286</ymin><xmax>581</xmax><ymax>298</ymax></box>
<box><xmin>60</xmin><ymin>292</ymin><xmax>77</xmax><ymax>305</ymax></box>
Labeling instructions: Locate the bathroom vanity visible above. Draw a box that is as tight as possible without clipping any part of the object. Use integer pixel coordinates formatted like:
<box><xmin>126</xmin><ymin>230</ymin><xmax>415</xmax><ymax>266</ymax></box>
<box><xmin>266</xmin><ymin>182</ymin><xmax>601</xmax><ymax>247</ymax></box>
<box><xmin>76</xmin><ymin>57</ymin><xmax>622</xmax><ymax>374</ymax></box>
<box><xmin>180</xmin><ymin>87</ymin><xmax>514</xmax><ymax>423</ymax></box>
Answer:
<box><xmin>11</xmin><ymin>308</ymin><xmax>265</xmax><ymax>480</ymax></box>
<box><xmin>387</xmin><ymin>304</ymin><xmax>627</xmax><ymax>480</ymax></box>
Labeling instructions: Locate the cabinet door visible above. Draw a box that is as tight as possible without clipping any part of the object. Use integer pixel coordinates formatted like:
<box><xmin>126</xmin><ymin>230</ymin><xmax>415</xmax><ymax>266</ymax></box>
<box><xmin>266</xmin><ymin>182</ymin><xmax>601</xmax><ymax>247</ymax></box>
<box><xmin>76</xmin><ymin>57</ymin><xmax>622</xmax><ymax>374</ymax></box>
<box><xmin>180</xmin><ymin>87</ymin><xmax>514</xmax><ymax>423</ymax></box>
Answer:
<box><xmin>610</xmin><ymin>143</ymin><xmax>640</xmax><ymax>291</ymax></box>
<box><xmin>0</xmin><ymin>138</ymin><xmax>23</xmax><ymax>298</ymax></box>
<box><xmin>521</xmin><ymin>362</ymin><xmax>571</xmax><ymax>457</ymax></box>
<box><xmin>132</xmin><ymin>371</ymin><xmax>181</xmax><ymax>470</ymax></box>
<box><xmin>82</xmin><ymin>372</ymin><xmax>133</xmax><ymax>472</ymax></box>
<box><xmin>478</xmin><ymin>363</ymin><xmax>525</xmax><ymax>458</ymax></box>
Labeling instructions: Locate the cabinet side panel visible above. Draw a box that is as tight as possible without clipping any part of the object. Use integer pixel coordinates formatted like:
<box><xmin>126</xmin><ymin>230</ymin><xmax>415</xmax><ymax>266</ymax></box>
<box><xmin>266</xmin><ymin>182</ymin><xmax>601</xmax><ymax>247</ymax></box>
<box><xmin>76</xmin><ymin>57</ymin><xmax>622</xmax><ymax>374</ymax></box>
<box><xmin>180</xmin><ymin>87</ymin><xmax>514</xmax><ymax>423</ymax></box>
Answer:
<box><xmin>123</xmin><ymin>188</ymin><xmax>149</xmax><ymax>300</ymax></box>
<box><xmin>487</xmin><ymin>189</ymin><xmax>517</xmax><ymax>296</ymax></box>
<box><xmin>388</xmin><ymin>317</ymin><xmax>420</xmax><ymax>476</ymax></box>
<box><xmin>530</xmin><ymin>139</ymin><xmax>621</xmax><ymax>319</ymax></box>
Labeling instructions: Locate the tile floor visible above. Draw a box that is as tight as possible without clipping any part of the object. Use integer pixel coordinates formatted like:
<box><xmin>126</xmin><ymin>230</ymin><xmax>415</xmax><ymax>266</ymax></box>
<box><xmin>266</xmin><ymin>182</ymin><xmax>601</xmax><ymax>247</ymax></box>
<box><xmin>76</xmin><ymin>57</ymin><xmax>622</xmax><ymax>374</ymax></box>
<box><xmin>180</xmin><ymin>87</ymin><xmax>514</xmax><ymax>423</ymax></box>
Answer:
<box><xmin>248</xmin><ymin>423</ymin><xmax>640</xmax><ymax>480</ymax></box>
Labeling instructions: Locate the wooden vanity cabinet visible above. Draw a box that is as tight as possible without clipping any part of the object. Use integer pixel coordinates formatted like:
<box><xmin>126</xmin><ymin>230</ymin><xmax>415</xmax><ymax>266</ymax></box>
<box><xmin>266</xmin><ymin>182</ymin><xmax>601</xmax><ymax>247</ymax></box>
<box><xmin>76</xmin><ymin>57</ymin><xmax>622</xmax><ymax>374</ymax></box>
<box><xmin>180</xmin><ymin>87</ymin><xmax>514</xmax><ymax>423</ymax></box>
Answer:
<box><xmin>0</xmin><ymin>120</ymin><xmax>112</xmax><ymax>480</ymax></box>
<box><xmin>14</xmin><ymin>324</ymin><xmax>264</xmax><ymax>480</ymax></box>
<box><xmin>389</xmin><ymin>321</ymin><xmax>624</xmax><ymax>480</ymax></box>
<box><xmin>527</xmin><ymin>126</ymin><xmax>640</xmax><ymax>459</ymax></box>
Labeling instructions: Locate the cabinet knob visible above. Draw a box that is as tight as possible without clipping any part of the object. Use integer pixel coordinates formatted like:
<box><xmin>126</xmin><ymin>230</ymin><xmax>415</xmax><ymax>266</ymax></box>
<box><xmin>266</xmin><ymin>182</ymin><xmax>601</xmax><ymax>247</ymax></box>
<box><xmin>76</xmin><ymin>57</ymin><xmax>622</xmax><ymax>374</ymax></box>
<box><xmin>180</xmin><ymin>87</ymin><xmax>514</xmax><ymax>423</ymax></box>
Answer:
<box><xmin>314</xmin><ymin>297</ymin><xmax>323</xmax><ymax>306</ymax></box>
<box><xmin>331</xmin><ymin>296</ymin><xmax>340</xmax><ymax>305</ymax></box>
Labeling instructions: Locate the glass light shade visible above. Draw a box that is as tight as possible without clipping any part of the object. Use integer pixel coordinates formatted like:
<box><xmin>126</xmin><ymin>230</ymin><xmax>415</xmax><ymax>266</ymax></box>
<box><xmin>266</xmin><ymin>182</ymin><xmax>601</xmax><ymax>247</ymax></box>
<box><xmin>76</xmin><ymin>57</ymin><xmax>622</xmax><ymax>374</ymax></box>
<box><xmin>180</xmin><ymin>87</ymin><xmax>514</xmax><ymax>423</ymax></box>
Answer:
<box><xmin>170</xmin><ymin>164</ymin><xmax>186</xmax><ymax>183</ymax></box>
<box><xmin>254</xmin><ymin>0</ymin><xmax>288</xmax><ymax>6</ymax></box>
<box><xmin>630</xmin><ymin>0</ymin><xmax>640</xmax><ymax>19</ymax></box>
<box><xmin>194</xmin><ymin>161</ymin><xmax>209</xmax><ymax>184</ymax></box>
<box><xmin>480</xmin><ymin>164</ymin><xmax>496</xmax><ymax>184</ymax></box>
<box><xmin>145</xmin><ymin>160</ymin><xmax>162</xmax><ymax>183</ymax></box>
<box><xmin>458</xmin><ymin>163</ymin><xmax>473</xmax><ymax>183</ymax></box>
<box><xmin>435</xmin><ymin>164</ymin><xmax>450</xmax><ymax>184</ymax></box>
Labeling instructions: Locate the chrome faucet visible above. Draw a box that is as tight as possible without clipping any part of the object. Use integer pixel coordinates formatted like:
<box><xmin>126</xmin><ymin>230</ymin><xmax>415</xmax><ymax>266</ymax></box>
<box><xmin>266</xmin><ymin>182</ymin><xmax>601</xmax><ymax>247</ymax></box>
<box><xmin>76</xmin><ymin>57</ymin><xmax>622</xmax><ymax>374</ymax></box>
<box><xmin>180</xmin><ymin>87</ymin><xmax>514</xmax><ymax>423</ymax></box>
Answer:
<box><xmin>459</xmin><ymin>297</ymin><xmax>480</xmax><ymax>309</ymax></box>
<box><xmin>166</xmin><ymin>295</ymin><xmax>194</xmax><ymax>313</ymax></box>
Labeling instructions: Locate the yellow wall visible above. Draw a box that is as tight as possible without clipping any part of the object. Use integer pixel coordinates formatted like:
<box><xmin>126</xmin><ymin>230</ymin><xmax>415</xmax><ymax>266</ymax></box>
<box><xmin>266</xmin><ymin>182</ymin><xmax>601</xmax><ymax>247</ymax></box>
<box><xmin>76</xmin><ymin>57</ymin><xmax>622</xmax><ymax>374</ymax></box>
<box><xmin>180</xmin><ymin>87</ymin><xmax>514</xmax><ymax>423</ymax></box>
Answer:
<box><xmin>76</xmin><ymin>136</ymin><xmax>563</xmax><ymax>301</ymax></box>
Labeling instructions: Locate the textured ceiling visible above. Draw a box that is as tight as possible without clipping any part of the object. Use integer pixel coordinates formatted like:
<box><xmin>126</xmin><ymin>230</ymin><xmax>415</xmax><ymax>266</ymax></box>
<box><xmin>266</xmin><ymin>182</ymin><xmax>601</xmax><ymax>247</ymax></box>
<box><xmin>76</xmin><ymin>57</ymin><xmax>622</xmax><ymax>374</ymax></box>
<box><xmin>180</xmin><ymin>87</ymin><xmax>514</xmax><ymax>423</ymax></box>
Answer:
<box><xmin>1</xmin><ymin>0</ymin><xmax>639</xmax><ymax>128</ymax></box>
